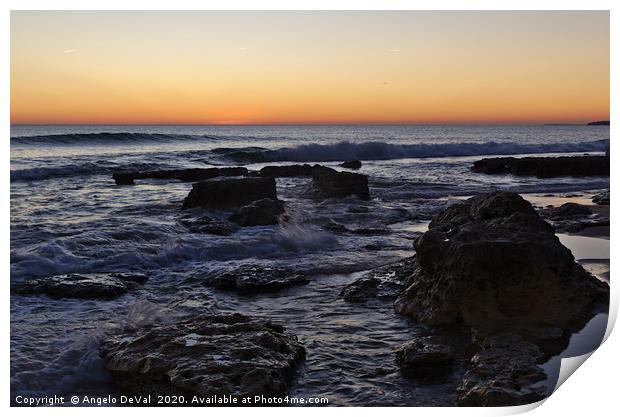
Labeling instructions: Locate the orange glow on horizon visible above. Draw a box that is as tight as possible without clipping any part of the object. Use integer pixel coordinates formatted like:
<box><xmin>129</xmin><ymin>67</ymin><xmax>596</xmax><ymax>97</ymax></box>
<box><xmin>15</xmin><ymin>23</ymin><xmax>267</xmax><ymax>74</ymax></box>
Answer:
<box><xmin>11</xmin><ymin>11</ymin><xmax>610</xmax><ymax>125</ymax></box>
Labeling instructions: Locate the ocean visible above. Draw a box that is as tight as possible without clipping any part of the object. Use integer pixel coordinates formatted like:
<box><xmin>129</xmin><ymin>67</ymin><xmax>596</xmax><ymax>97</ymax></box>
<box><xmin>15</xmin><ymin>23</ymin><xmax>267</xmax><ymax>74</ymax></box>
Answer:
<box><xmin>10</xmin><ymin>124</ymin><xmax>610</xmax><ymax>405</ymax></box>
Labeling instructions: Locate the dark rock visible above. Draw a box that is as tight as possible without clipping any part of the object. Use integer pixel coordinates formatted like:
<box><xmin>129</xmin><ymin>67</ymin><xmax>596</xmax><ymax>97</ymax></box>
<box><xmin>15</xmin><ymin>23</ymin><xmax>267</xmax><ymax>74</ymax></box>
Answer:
<box><xmin>554</xmin><ymin>202</ymin><xmax>593</xmax><ymax>217</ymax></box>
<box><xmin>341</xmin><ymin>257</ymin><xmax>415</xmax><ymax>302</ymax></box>
<box><xmin>182</xmin><ymin>177</ymin><xmax>277</xmax><ymax>209</ymax></box>
<box><xmin>229</xmin><ymin>199</ymin><xmax>285</xmax><ymax>227</ymax></box>
<box><xmin>112</xmin><ymin>172</ymin><xmax>135</xmax><ymax>185</ymax></box>
<box><xmin>592</xmin><ymin>190</ymin><xmax>610</xmax><ymax>205</ymax></box>
<box><xmin>539</xmin><ymin>203</ymin><xmax>607</xmax><ymax>233</ymax></box>
<box><xmin>340</xmin><ymin>160</ymin><xmax>362</xmax><ymax>170</ymax></box>
<box><xmin>472</xmin><ymin>155</ymin><xmax>609</xmax><ymax>178</ymax></box>
<box><xmin>456</xmin><ymin>334</ymin><xmax>547</xmax><ymax>406</ymax></box>
<box><xmin>395</xmin><ymin>336</ymin><xmax>454</xmax><ymax>377</ymax></box>
<box><xmin>311</xmin><ymin>166</ymin><xmax>370</xmax><ymax>200</ymax></box>
<box><xmin>12</xmin><ymin>272</ymin><xmax>148</xmax><ymax>299</ymax></box>
<box><xmin>587</xmin><ymin>120</ymin><xmax>610</xmax><ymax>126</ymax></box>
<box><xmin>205</xmin><ymin>265</ymin><xmax>309</xmax><ymax>295</ymax></box>
<box><xmin>113</xmin><ymin>167</ymin><xmax>248</xmax><ymax>185</ymax></box>
<box><xmin>341</xmin><ymin>278</ymin><xmax>379</xmax><ymax>302</ymax></box>
<box><xmin>100</xmin><ymin>313</ymin><xmax>305</xmax><ymax>398</ymax></box>
<box><xmin>180</xmin><ymin>216</ymin><xmax>239</xmax><ymax>236</ymax></box>
<box><xmin>393</xmin><ymin>192</ymin><xmax>609</xmax><ymax>406</ymax></box>
<box><xmin>394</xmin><ymin>192</ymin><xmax>609</xmax><ymax>338</ymax></box>
<box><xmin>259</xmin><ymin>164</ymin><xmax>315</xmax><ymax>177</ymax></box>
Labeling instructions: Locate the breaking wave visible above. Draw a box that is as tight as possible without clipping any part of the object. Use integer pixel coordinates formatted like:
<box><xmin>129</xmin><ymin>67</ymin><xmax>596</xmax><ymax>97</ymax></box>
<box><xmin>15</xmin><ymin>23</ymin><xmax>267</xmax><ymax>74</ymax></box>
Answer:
<box><xmin>10</xmin><ymin>132</ymin><xmax>210</xmax><ymax>146</ymax></box>
<box><xmin>219</xmin><ymin>139</ymin><xmax>609</xmax><ymax>163</ymax></box>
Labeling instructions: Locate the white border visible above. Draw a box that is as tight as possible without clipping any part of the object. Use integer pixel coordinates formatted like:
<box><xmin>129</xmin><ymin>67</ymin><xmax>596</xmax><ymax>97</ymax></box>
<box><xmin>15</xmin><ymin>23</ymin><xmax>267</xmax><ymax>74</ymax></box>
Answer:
<box><xmin>2</xmin><ymin>2</ymin><xmax>616</xmax><ymax>416</ymax></box>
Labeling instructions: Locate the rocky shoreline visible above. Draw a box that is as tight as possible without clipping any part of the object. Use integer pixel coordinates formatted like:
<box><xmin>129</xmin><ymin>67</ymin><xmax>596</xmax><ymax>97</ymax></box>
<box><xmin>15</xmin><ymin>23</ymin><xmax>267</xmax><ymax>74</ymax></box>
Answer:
<box><xmin>11</xmin><ymin>158</ymin><xmax>610</xmax><ymax>406</ymax></box>
<box><xmin>343</xmin><ymin>192</ymin><xmax>609</xmax><ymax>406</ymax></box>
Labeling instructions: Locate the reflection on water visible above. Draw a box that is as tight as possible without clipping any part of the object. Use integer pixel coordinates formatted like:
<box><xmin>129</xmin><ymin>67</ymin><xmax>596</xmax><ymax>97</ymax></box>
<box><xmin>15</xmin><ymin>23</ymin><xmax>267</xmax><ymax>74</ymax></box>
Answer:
<box><xmin>539</xmin><ymin>312</ymin><xmax>609</xmax><ymax>393</ymax></box>
<box><xmin>558</xmin><ymin>234</ymin><xmax>610</xmax><ymax>260</ymax></box>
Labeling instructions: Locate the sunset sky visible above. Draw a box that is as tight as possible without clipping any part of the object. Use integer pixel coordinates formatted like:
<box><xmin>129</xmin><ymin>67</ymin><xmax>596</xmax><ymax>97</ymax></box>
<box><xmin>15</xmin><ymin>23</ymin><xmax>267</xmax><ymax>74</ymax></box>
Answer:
<box><xmin>10</xmin><ymin>11</ymin><xmax>609</xmax><ymax>125</ymax></box>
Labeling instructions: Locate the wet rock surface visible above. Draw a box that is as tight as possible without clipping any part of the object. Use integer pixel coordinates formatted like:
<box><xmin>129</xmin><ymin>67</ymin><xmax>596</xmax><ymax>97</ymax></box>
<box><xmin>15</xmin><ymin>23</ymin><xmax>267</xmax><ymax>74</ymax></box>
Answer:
<box><xmin>229</xmin><ymin>198</ymin><xmax>285</xmax><ymax>226</ymax></box>
<box><xmin>394</xmin><ymin>192</ymin><xmax>608</xmax><ymax>335</ymax></box>
<box><xmin>113</xmin><ymin>167</ymin><xmax>248</xmax><ymax>185</ymax></box>
<box><xmin>311</xmin><ymin>166</ymin><xmax>370</xmax><ymax>200</ymax></box>
<box><xmin>182</xmin><ymin>177</ymin><xmax>277</xmax><ymax>209</ymax></box>
<box><xmin>100</xmin><ymin>313</ymin><xmax>306</xmax><ymax>399</ymax></box>
<box><xmin>392</xmin><ymin>191</ymin><xmax>609</xmax><ymax>406</ymax></box>
<box><xmin>395</xmin><ymin>336</ymin><xmax>454</xmax><ymax>377</ymax></box>
<box><xmin>341</xmin><ymin>257</ymin><xmax>416</xmax><ymax>303</ymax></box>
<box><xmin>204</xmin><ymin>265</ymin><xmax>309</xmax><ymax>295</ymax></box>
<box><xmin>456</xmin><ymin>334</ymin><xmax>547</xmax><ymax>406</ymax></box>
<box><xmin>472</xmin><ymin>155</ymin><xmax>609</xmax><ymax>178</ymax></box>
<box><xmin>12</xmin><ymin>272</ymin><xmax>148</xmax><ymax>299</ymax></box>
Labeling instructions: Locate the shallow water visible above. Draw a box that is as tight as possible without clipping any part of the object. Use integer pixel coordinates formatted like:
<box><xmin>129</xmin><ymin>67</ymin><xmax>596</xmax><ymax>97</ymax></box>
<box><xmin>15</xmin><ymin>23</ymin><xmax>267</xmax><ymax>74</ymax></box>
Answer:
<box><xmin>558</xmin><ymin>234</ymin><xmax>610</xmax><ymax>260</ymax></box>
<box><xmin>10</xmin><ymin>124</ymin><xmax>610</xmax><ymax>405</ymax></box>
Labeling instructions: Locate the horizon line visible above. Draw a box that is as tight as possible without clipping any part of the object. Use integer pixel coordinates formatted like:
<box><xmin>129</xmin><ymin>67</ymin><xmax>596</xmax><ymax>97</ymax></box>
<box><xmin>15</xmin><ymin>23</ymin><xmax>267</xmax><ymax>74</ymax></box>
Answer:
<box><xmin>10</xmin><ymin>121</ymin><xmax>610</xmax><ymax>127</ymax></box>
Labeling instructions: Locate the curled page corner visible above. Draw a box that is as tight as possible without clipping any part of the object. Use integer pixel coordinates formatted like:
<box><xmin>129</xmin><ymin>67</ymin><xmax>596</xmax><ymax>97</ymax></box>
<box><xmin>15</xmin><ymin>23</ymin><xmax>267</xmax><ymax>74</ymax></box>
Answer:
<box><xmin>602</xmin><ymin>294</ymin><xmax>618</xmax><ymax>343</ymax></box>
<box><xmin>553</xmin><ymin>351</ymin><xmax>595</xmax><ymax>393</ymax></box>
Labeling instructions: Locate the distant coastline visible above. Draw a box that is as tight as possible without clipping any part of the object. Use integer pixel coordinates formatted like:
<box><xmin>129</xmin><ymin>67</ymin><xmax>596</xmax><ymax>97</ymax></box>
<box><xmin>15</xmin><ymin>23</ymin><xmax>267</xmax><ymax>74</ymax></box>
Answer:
<box><xmin>545</xmin><ymin>120</ymin><xmax>610</xmax><ymax>126</ymax></box>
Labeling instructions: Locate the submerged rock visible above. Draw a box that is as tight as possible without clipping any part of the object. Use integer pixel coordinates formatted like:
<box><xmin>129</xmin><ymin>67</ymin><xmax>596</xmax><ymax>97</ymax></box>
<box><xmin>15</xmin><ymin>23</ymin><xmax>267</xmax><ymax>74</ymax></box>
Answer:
<box><xmin>311</xmin><ymin>166</ymin><xmax>370</xmax><ymax>200</ymax></box>
<box><xmin>340</xmin><ymin>160</ymin><xmax>362</xmax><ymax>170</ymax></box>
<box><xmin>12</xmin><ymin>272</ymin><xmax>148</xmax><ymax>299</ymax></box>
<box><xmin>394</xmin><ymin>192</ymin><xmax>608</xmax><ymax>337</ymax></box>
<box><xmin>229</xmin><ymin>198</ymin><xmax>285</xmax><ymax>226</ymax></box>
<box><xmin>539</xmin><ymin>202</ymin><xmax>608</xmax><ymax>233</ymax></box>
<box><xmin>592</xmin><ymin>190</ymin><xmax>610</xmax><ymax>205</ymax></box>
<box><xmin>182</xmin><ymin>177</ymin><xmax>277</xmax><ymax>209</ymax></box>
<box><xmin>395</xmin><ymin>336</ymin><xmax>454</xmax><ymax>377</ymax></box>
<box><xmin>472</xmin><ymin>155</ymin><xmax>609</xmax><ymax>178</ymax></box>
<box><xmin>205</xmin><ymin>265</ymin><xmax>309</xmax><ymax>295</ymax></box>
<box><xmin>341</xmin><ymin>257</ymin><xmax>415</xmax><ymax>303</ymax></box>
<box><xmin>456</xmin><ymin>334</ymin><xmax>547</xmax><ymax>406</ymax></box>
<box><xmin>179</xmin><ymin>215</ymin><xmax>239</xmax><ymax>236</ymax></box>
<box><xmin>100</xmin><ymin>313</ymin><xmax>305</xmax><ymax>398</ymax></box>
<box><xmin>113</xmin><ymin>167</ymin><xmax>248</xmax><ymax>185</ymax></box>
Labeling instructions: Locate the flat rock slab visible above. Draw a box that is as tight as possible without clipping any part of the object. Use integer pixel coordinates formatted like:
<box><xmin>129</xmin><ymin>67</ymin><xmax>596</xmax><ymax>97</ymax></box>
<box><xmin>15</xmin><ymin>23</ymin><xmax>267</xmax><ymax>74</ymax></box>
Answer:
<box><xmin>205</xmin><ymin>265</ymin><xmax>309</xmax><ymax>295</ymax></box>
<box><xmin>472</xmin><ymin>155</ymin><xmax>609</xmax><ymax>178</ymax></box>
<box><xmin>182</xmin><ymin>177</ymin><xmax>277</xmax><ymax>209</ymax></box>
<box><xmin>12</xmin><ymin>272</ymin><xmax>148</xmax><ymax>299</ymax></box>
<box><xmin>100</xmin><ymin>313</ymin><xmax>305</xmax><ymax>398</ymax></box>
<box><xmin>113</xmin><ymin>167</ymin><xmax>248</xmax><ymax>185</ymax></box>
